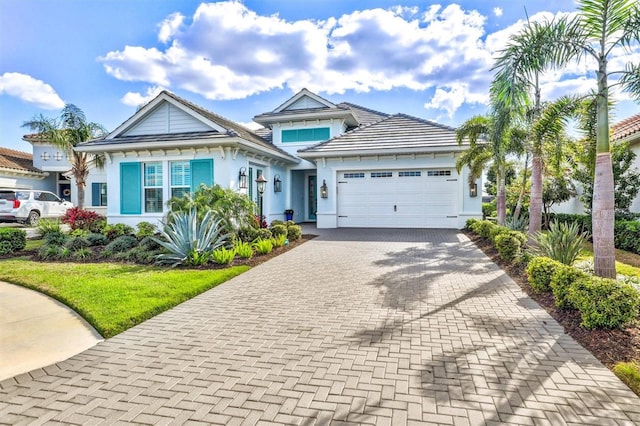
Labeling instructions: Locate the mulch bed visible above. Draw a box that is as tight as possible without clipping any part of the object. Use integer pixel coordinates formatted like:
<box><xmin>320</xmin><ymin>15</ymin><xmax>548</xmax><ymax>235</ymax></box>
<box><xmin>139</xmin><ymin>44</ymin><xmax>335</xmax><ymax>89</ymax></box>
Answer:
<box><xmin>463</xmin><ymin>230</ymin><xmax>640</xmax><ymax>368</ymax></box>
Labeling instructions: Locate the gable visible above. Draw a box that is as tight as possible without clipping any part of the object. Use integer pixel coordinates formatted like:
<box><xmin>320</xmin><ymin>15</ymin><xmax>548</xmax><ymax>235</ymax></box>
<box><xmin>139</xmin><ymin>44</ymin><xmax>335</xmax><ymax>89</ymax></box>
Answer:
<box><xmin>123</xmin><ymin>102</ymin><xmax>213</xmax><ymax>137</ymax></box>
<box><xmin>285</xmin><ymin>96</ymin><xmax>328</xmax><ymax>111</ymax></box>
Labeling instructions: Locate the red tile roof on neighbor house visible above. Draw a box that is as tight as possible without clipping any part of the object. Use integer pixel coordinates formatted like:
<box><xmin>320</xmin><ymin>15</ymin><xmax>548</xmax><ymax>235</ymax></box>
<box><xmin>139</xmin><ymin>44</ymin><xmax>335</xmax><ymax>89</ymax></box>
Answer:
<box><xmin>0</xmin><ymin>147</ymin><xmax>43</xmax><ymax>174</ymax></box>
<box><xmin>613</xmin><ymin>112</ymin><xmax>640</xmax><ymax>142</ymax></box>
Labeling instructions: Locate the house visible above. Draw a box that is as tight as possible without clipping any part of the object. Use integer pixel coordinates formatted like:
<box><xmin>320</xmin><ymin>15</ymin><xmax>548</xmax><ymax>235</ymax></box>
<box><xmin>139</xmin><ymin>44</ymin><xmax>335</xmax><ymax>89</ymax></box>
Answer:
<box><xmin>23</xmin><ymin>134</ymin><xmax>108</xmax><ymax>214</ymax></box>
<box><xmin>75</xmin><ymin>89</ymin><xmax>481</xmax><ymax>229</ymax></box>
<box><xmin>0</xmin><ymin>147</ymin><xmax>55</xmax><ymax>191</ymax></box>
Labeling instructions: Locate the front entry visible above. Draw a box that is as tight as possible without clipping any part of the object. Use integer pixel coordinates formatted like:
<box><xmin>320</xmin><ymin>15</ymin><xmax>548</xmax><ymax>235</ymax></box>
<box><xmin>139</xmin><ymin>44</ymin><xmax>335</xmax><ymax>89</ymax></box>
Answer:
<box><xmin>308</xmin><ymin>175</ymin><xmax>317</xmax><ymax>221</ymax></box>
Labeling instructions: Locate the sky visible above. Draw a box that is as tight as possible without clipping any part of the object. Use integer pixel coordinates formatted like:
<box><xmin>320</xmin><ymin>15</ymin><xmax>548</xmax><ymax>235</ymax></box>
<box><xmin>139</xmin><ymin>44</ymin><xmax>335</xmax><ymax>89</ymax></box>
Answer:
<box><xmin>2</xmin><ymin>0</ymin><xmax>640</xmax><ymax>153</ymax></box>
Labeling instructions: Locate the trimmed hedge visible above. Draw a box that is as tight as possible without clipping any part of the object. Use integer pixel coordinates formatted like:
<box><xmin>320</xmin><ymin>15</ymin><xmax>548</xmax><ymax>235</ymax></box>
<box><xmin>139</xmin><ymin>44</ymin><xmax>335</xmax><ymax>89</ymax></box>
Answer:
<box><xmin>614</xmin><ymin>220</ymin><xmax>640</xmax><ymax>254</ymax></box>
<box><xmin>568</xmin><ymin>276</ymin><xmax>640</xmax><ymax>329</ymax></box>
<box><xmin>0</xmin><ymin>228</ymin><xmax>26</xmax><ymax>254</ymax></box>
<box><xmin>550</xmin><ymin>264</ymin><xmax>588</xmax><ymax>309</ymax></box>
<box><xmin>526</xmin><ymin>257</ymin><xmax>563</xmax><ymax>293</ymax></box>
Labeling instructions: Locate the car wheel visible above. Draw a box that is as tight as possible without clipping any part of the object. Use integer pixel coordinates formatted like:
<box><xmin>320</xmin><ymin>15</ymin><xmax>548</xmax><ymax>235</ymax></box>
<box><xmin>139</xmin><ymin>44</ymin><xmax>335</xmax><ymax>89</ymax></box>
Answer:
<box><xmin>27</xmin><ymin>210</ymin><xmax>40</xmax><ymax>226</ymax></box>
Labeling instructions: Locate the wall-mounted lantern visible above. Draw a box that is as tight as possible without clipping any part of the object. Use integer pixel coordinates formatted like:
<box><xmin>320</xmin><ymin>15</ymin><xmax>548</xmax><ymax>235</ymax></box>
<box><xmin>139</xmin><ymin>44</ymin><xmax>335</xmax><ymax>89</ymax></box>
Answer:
<box><xmin>469</xmin><ymin>182</ymin><xmax>478</xmax><ymax>197</ymax></box>
<box><xmin>238</xmin><ymin>167</ymin><xmax>248</xmax><ymax>189</ymax></box>
<box><xmin>273</xmin><ymin>174</ymin><xmax>282</xmax><ymax>193</ymax></box>
<box><xmin>320</xmin><ymin>179</ymin><xmax>328</xmax><ymax>199</ymax></box>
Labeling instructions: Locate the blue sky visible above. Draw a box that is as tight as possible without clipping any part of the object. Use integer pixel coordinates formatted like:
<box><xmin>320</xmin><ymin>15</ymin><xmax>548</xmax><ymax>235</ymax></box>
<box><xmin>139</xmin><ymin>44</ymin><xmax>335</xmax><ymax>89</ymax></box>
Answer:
<box><xmin>2</xmin><ymin>0</ymin><xmax>640</xmax><ymax>153</ymax></box>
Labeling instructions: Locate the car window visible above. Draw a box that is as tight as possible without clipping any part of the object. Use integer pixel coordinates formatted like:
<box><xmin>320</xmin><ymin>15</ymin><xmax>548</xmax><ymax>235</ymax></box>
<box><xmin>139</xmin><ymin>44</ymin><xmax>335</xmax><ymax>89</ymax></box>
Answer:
<box><xmin>16</xmin><ymin>192</ymin><xmax>30</xmax><ymax>200</ymax></box>
<box><xmin>37</xmin><ymin>192</ymin><xmax>58</xmax><ymax>202</ymax></box>
<box><xmin>0</xmin><ymin>191</ymin><xmax>16</xmax><ymax>200</ymax></box>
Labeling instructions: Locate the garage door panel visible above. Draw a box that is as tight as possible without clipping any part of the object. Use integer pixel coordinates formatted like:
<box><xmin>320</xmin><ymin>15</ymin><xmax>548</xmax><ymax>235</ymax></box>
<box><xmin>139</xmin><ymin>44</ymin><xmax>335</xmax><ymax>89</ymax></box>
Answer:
<box><xmin>337</xmin><ymin>169</ymin><xmax>458</xmax><ymax>228</ymax></box>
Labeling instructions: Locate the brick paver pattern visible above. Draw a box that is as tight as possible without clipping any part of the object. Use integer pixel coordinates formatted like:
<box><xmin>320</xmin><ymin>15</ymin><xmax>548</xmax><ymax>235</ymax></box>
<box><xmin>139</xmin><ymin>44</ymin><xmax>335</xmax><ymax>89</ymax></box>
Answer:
<box><xmin>1</xmin><ymin>229</ymin><xmax>639</xmax><ymax>425</ymax></box>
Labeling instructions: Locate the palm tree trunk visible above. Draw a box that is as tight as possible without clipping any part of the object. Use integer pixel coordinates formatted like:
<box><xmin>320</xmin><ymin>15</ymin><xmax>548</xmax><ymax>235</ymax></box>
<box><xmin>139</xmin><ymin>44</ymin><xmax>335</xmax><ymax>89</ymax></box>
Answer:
<box><xmin>592</xmin><ymin>63</ymin><xmax>616</xmax><ymax>278</ymax></box>
<box><xmin>496</xmin><ymin>164</ymin><xmax>506</xmax><ymax>226</ymax></box>
<box><xmin>513</xmin><ymin>152</ymin><xmax>530</xmax><ymax>221</ymax></box>
<box><xmin>76</xmin><ymin>184</ymin><xmax>85</xmax><ymax>210</ymax></box>
<box><xmin>528</xmin><ymin>154</ymin><xmax>543</xmax><ymax>237</ymax></box>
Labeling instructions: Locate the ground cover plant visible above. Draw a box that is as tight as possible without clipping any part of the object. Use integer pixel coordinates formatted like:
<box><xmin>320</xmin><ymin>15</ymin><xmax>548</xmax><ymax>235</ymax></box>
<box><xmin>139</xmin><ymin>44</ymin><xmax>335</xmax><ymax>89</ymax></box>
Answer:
<box><xmin>0</xmin><ymin>259</ymin><xmax>248</xmax><ymax>338</ymax></box>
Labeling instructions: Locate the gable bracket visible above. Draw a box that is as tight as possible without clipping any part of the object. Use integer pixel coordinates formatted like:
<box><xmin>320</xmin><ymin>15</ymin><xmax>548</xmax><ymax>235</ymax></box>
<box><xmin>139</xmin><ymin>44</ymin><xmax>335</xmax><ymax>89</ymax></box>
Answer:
<box><xmin>219</xmin><ymin>146</ymin><xmax>225</xmax><ymax>160</ymax></box>
<box><xmin>232</xmin><ymin>148</ymin><xmax>239</xmax><ymax>160</ymax></box>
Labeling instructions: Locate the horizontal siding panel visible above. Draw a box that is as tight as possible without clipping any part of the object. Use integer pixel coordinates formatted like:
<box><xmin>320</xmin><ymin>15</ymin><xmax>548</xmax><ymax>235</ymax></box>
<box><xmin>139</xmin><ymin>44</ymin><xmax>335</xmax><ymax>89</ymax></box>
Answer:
<box><xmin>168</xmin><ymin>105</ymin><xmax>211</xmax><ymax>133</ymax></box>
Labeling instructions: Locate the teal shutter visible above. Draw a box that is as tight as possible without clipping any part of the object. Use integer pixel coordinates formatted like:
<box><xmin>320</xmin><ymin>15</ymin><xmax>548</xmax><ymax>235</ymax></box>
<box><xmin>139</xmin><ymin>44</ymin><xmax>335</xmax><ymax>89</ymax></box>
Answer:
<box><xmin>120</xmin><ymin>162</ymin><xmax>141</xmax><ymax>214</ymax></box>
<box><xmin>91</xmin><ymin>182</ymin><xmax>100</xmax><ymax>206</ymax></box>
<box><xmin>190</xmin><ymin>159</ymin><xmax>213</xmax><ymax>192</ymax></box>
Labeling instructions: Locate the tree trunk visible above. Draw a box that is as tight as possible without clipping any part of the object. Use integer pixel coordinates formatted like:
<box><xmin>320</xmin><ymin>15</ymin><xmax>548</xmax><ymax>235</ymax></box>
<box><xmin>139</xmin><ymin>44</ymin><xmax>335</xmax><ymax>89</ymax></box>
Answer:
<box><xmin>513</xmin><ymin>152</ymin><xmax>530</xmax><ymax>222</ymax></box>
<box><xmin>496</xmin><ymin>165</ymin><xmax>507</xmax><ymax>226</ymax></box>
<box><xmin>76</xmin><ymin>183</ymin><xmax>85</xmax><ymax>210</ymax></box>
<box><xmin>528</xmin><ymin>154</ymin><xmax>543</xmax><ymax>239</ymax></box>
<box><xmin>592</xmin><ymin>153</ymin><xmax>616</xmax><ymax>278</ymax></box>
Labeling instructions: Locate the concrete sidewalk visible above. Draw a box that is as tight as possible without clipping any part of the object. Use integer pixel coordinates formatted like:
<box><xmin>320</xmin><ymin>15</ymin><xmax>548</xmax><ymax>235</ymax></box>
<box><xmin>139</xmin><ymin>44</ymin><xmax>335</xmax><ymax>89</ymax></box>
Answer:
<box><xmin>1</xmin><ymin>228</ymin><xmax>639</xmax><ymax>424</ymax></box>
<box><xmin>0</xmin><ymin>281</ymin><xmax>102</xmax><ymax>382</ymax></box>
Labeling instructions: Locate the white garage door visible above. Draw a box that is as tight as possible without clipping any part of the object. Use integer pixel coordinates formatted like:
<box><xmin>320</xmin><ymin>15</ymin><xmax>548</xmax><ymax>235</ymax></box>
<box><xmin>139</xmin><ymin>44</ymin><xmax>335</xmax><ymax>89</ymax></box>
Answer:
<box><xmin>337</xmin><ymin>169</ymin><xmax>459</xmax><ymax>228</ymax></box>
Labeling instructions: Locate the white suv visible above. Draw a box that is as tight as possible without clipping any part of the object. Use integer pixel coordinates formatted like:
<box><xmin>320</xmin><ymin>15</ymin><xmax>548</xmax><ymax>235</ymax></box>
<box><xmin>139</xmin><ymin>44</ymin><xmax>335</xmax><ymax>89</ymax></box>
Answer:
<box><xmin>0</xmin><ymin>189</ymin><xmax>74</xmax><ymax>226</ymax></box>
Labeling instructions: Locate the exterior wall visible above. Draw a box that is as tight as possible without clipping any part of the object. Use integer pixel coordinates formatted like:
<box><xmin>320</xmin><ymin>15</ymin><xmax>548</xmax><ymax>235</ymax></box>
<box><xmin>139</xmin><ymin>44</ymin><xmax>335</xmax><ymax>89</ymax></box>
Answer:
<box><xmin>123</xmin><ymin>103</ymin><xmax>211</xmax><ymax>136</ymax></box>
<box><xmin>314</xmin><ymin>153</ymin><xmax>482</xmax><ymax>229</ymax></box>
<box><xmin>271</xmin><ymin>119</ymin><xmax>347</xmax><ymax>164</ymax></box>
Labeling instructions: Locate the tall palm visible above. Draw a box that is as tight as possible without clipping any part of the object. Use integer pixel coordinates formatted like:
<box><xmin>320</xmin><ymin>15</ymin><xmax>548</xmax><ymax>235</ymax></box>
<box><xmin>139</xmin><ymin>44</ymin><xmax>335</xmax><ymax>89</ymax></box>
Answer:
<box><xmin>494</xmin><ymin>0</ymin><xmax>640</xmax><ymax>278</ymax></box>
<box><xmin>23</xmin><ymin>104</ymin><xmax>107</xmax><ymax>209</ymax></box>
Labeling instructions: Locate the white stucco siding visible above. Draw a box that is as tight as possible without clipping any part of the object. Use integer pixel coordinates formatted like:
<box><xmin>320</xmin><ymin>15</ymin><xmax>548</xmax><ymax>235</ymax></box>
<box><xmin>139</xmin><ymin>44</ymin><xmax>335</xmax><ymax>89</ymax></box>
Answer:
<box><xmin>123</xmin><ymin>103</ymin><xmax>211</xmax><ymax>137</ymax></box>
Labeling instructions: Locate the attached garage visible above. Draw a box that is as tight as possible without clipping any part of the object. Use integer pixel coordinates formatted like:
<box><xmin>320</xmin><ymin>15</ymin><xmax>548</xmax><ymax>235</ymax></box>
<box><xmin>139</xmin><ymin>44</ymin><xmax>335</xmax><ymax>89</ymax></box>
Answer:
<box><xmin>337</xmin><ymin>168</ymin><xmax>459</xmax><ymax>228</ymax></box>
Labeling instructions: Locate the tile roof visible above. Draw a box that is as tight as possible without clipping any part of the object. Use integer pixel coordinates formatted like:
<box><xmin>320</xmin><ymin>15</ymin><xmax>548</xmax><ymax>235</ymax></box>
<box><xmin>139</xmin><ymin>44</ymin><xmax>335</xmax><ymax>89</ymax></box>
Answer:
<box><xmin>0</xmin><ymin>147</ymin><xmax>44</xmax><ymax>174</ymax></box>
<box><xmin>337</xmin><ymin>102</ymin><xmax>389</xmax><ymax>126</ymax></box>
<box><xmin>298</xmin><ymin>114</ymin><xmax>461</xmax><ymax>157</ymax></box>
<box><xmin>612</xmin><ymin>112</ymin><xmax>640</xmax><ymax>142</ymax></box>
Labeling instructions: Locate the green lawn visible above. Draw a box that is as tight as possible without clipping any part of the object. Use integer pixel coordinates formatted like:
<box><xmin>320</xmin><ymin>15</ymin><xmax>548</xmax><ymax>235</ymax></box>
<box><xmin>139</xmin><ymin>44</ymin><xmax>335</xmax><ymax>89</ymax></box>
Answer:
<box><xmin>578</xmin><ymin>243</ymin><xmax>640</xmax><ymax>277</ymax></box>
<box><xmin>0</xmin><ymin>259</ymin><xmax>249</xmax><ymax>338</ymax></box>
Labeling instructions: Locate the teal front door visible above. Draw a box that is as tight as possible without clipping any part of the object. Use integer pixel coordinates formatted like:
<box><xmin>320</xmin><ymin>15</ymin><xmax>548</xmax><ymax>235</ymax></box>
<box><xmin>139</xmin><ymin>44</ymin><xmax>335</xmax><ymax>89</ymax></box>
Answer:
<box><xmin>308</xmin><ymin>175</ymin><xmax>317</xmax><ymax>220</ymax></box>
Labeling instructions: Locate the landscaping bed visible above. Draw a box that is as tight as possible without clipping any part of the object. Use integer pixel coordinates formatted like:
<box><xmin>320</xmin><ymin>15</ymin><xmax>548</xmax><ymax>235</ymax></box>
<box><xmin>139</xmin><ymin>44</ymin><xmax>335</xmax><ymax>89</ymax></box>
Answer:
<box><xmin>464</xmin><ymin>230</ymin><xmax>640</xmax><ymax>368</ymax></box>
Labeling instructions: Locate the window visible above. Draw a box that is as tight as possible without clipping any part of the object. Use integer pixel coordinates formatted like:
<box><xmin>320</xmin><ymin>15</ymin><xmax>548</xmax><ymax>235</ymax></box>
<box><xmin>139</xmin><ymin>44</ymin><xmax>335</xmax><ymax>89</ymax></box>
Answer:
<box><xmin>282</xmin><ymin>127</ymin><xmax>330</xmax><ymax>143</ymax></box>
<box><xmin>92</xmin><ymin>183</ymin><xmax>107</xmax><ymax>206</ymax></box>
<box><xmin>171</xmin><ymin>161</ymin><xmax>191</xmax><ymax>198</ymax></box>
<box><xmin>399</xmin><ymin>171</ymin><xmax>421</xmax><ymax>177</ymax></box>
<box><xmin>427</xmin><ymin>170</ymin><xmax>452</xmax><ymax>176</ymax></box>
<box><xmin>144</xmin><ymin>162</ymin><xmax>163</xmax><ymax>213</ymax></box>
<box><xmin>371</xmin><ymin>172</ymin><xmax>393</xmax><ymax>178</ymax></box>
<box><xmin>343</xmin><ymin>172</ymin><xmax>365</xmax><ymax>179</ymax></box>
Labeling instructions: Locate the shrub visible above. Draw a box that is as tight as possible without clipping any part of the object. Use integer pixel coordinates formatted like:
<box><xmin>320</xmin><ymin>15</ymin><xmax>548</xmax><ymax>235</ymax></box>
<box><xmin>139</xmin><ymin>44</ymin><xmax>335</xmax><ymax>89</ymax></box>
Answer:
<box><xmin>614</xmin><ymin>220</ymin><xmax>640</xmax><ymax>254</ymax></box>
<box><xmin>0</xmin><ymin>241</ymin><xmax>13</xmax><ymax>255</ymax></box>
<box><xmin>550</xmin><ymin>264</ymin><xmax>588</xmax><ymax>309</ymax></box>
<box><xmin>287</xmin><ymin>224</ymin><xmax>302</xmax><ymax>241</ymax></box>
<box><xmin>72</xmin><ymin>247</ymin><xmax>92</xmax><ymax>261</ymax></box>
<box><xmin>104</xmin><ymin>223</ymin><xmax>135</xmax><ymax>241</ymax></box>
<box><xmin>138</xmin><ymin>236</ymin><xmax>162</xmax><ymax>251</ymax></box>
<box><xmin>38</xmin><ymin>244</ymin><xmax>61</xmax><ymax>260</ymax></box>
<box><xmin>253</xmin><ymin>238</ymin><xmax>273</xmax><ymax>255</ymax></box>
<box><xmin>505</xmin><ymin>215</ymin><xmax>529</xmax><ymax>232</ymax></box>
<box><xmin>494</xmin><ymin>232</ymin><xmax>522</xmax><ymax>262</ymax></box>
<box><xmin>136</xmin><ymin>221</ymin><xmax>157</xmax><ymax>239</ymax></box>
<box><xmin>86</xmin><ymin>233</ymin><xmax>109</xmax><ymax>246</ymax></box>
<box><xmin>237</xmin><ymin>226</ymin><xmax>259</xmax><ymax>243</ymax></box>
<box><xmin>44</xmin><ymin>231</ymin><xmax>67</xmax><ymax>247</ymax></box>
<box><xmin>234</xmin><ymin>240</ymin><xmax>254</xmax><ymax>259</ymax></box>
<box><xmin>125</xmin><ymin>246</ymin><xmax>158</xmax><ymax>264</ymax></box>
<box><xmin>272</xmin><ymin>234</ymin><xmax>287</xmax><ymax>248</ymax></box>
<box><xmin>153</xmin><ymin>209</ymin><xmax>229</xmax><ymax>267</ymax></box>
<box><xmin>211</xmin><ymin>247</ymin><xmax>236</xmax><ymax>265</ymax></box>
<box><xmin>186</xmin><ymin>250</ymin><xmax>210</xmax><ymax>266</ymax></box>
<box><xmin>526</xmin><ymin>257</ymin><xmax>563</xmax><ymax>293</ymax></box>
<box><xmin>569</xmin><ymin>276</ymin><xmax>640</xmax><ymax>329</ymax></box>
<box><xmin>464</xmin><ymin>218</ymin><xmax>479</xmax><ymax>230</ymax></box>
<box><xmin>473</xmin><ymin>220</ymin><xmax>497</xmax><ymax>240</ymax></box>
<box><xmin>59</xmin><ymin>247</ymin><xmax>72</xmax><ymax>259</ymax></box>
<box><xmin>482</xmin><ymin>202</ymin><xmax>496</xmax><ymax>219</ymax></box>
<box><xmin>256</xmin><ymin>228</ymin><xmax>273</xmax><ymax>240</ymax></box>
<box><xmin>0</xmin><ymin>228</ymin><xmax>26</xmax><ymax>252</ymax></box>
<box><xmin>533</xmin><ymin>221</ymin><xmax>589</xmax><ymax>265</ymax></box>
<box><xmin>270</xmin><ymin>224</ymin><xmax>288</xmax><ymax>238</ymax></box>
<box><xmin>36</xmin><ymin>218</ymin><xmax>62</xmax><ymax>237</ymax></box>
<box><xmin>65</xmin><ymin>236</ymin><xmax>90</xmax><ymax>251</ymax></box>
<box><xmin>270</xmin><ymin>220</ymin><xmax>285</xmax><ymax>227</ymax></box>
<box><xmin>550</xmin><ymin>213</ymin><xmax>591</xmax><ymax>234</ymax></box>
<box><xmin>61</xmin><ymin>207</ymin><xmax>106</xmax><ymax>232</ymax></box>
<box><xmin>104</xmin><ymin>235</ymin><xmax>138</xmax><ymax>254</ymax></box>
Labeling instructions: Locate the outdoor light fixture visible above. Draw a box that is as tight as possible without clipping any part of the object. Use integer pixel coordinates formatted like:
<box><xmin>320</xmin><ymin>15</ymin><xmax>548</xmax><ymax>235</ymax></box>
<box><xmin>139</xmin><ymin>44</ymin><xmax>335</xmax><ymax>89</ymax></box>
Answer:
<box><xmin>469</xmin><ymin>182</ymin><xmax>478</xmax><ymax>197</ymax></box>
<box><xmin>40</xmin><ymin>152</ymin><xmax>50</xmax><ymax>161</ymax></box>
<box><xmin>54</xmin><ymin>152</ymin><xmax>63</xmax><ymax>161</ymax></box>
<box><xmin>238</xmin><ymin>167</ymin><xmax>248</xmax><ymax>189</ymax></box>
<box><xmin>256</xmin><ymin>174</ymin><xmax>268</xmax><ymax>228</ymax></box>
<box><xmin>320</xmin><ymin>179</ymin><xmax>328</xmax><ymax>199</ymax></box>
<box><xmin>273</xmin><ymin>174</ymin><xmax>282</xmax><ymax>193</ymax></box>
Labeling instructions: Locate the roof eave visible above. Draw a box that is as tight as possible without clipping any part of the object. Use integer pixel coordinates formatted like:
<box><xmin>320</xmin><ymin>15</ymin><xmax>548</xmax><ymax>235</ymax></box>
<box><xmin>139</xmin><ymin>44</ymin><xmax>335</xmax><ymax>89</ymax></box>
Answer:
<box><xmin>297</xmin><ymin>144</ymin><xmax>467</xmax><ymax>159</ymax></box>
<box><xmin>253</xmin><ymin>109</ymin><xmax>355</xmax><ymax>126</ymax></box>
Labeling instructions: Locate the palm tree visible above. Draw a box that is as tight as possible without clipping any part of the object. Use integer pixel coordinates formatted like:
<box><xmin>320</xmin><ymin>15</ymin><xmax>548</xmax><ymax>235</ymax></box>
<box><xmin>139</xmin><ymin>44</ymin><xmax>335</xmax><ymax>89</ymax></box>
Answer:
<box><xmin>493</xmin><ymin>0</ymin><xmax>640</xmax><ymax>278</ymax></box>
<box><xmin>23</xmin><ymin>104</ymin><xmax>107</xmax><ymax>209</ymax></box>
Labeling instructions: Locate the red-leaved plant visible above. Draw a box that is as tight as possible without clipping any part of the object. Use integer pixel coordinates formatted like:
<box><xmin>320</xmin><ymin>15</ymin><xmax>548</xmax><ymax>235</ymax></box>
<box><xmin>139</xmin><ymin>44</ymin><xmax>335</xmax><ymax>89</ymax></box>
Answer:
<box><xmin>61</xmin><ymin>207</ymin><xmax>106</xmax><ymax>232</ymax></box>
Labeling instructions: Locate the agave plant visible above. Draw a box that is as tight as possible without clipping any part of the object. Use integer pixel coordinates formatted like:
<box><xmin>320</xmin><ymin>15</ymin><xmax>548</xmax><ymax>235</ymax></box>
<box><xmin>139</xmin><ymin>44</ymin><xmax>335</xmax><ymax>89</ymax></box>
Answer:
<box><xmin>153</xmin><ymin>208</ymin><xmax>229</xmax><ymax>266</ymax></box>
<box><xmin>532</xmin><ymin>221</ymin><xmax>590</xmax><ymax>266</ymax></box>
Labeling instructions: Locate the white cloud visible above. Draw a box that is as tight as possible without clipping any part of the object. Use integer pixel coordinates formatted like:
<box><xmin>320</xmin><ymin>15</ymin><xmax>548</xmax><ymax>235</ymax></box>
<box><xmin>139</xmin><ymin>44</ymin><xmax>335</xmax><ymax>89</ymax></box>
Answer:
<box><xmin>0</xmin><ymin>72</ymin><xmax>65</xmax><ymax>110</ymax></box>
<box><xmin>493</xmin><ymin>7</ymin><xmax>503</xmax><ymax>17</ymax></box>
<box><xmin>121</xmin><ymin>86</ymin><xmax>166</xmax><ymax>108</ymax></box>
<box><xmin>99</xmin><ymin>2</ymin><xmax>640</xmax><ymax>118</ymax></box>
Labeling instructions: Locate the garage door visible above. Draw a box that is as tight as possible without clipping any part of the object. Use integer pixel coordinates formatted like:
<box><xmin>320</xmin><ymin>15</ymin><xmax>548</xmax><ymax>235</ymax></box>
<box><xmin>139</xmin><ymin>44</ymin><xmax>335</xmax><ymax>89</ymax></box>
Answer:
<box><xmin>337</xmin><ymin>169</ymin><xmax>459</xmax><ymax>228</ymax></box>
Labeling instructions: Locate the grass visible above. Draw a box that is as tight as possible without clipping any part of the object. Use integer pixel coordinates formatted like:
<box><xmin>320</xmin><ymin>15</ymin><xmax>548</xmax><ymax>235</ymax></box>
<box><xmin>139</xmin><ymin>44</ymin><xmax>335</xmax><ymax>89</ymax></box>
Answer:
<box><xmin>25</xmin><ymin>239</ymin><xmax>45</xmax><ymax>250</ymax></box>
<box><xmin>0</xmin><ymin>259</ymin><xmax>249</xmax><ymax>338</ymax></box>
<box><xmin>578</xmin><ymin>241</ymin><xmax>640</xmax><ymax>277</ymax></box>
<box><xmin>613</xmin><ymin>362</ymin><xmax>640</xmax><ymax>395</ymax></box>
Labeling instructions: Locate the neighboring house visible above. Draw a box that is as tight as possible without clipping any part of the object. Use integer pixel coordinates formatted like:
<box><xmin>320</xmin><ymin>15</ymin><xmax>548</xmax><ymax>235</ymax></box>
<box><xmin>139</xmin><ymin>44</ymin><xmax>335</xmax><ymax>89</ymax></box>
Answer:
<box><xmin>0</xmin><ymin>147</ymin><xmax>56</xmax><ymax>191</ymax></box>
<box><xmin>23</xmin><ymin>134</ymin><xmax>108</xmax><ymax>214</ymax></box>
<box><xmin>75</xmin><ymin>89</ymin><xmax>481</xmax><ymax>229</ymax></box>
<box><xmin>551</xmin><ymin>113</ymin><xmax>640</xmax><ymax>215</ymax></box>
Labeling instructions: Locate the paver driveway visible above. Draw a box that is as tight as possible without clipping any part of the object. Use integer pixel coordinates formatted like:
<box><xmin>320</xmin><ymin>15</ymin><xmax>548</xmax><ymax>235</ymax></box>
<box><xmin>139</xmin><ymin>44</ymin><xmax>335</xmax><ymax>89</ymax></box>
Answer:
<box><xmin>1</xmin><ymin>228</ymin><xmax>639</xmax><ymax>425</ymax></box>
